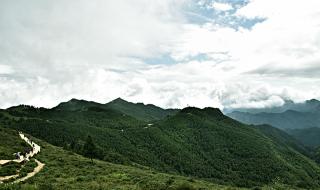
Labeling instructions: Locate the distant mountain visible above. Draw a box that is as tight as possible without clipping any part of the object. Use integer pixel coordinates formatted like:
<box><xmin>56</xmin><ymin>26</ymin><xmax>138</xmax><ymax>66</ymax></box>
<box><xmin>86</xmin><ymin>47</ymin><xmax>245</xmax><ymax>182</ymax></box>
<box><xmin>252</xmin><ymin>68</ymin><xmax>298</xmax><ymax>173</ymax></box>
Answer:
<box><xmin>225</xmin><ymin>99</ymin><xmax>320</xmax><ymax>114</ymax></box>
<box><xmin>286</xmin><ymin>127</ymin><xmax>320</xmax><ymax>148</ymax></box>
<box><xmin>227</xmin><ymin>99</ymin><xmax>320</xmax><ymax>130</ymax></box>
<box><xmin>1</xmin><ymin>102</ymin><xmax>320</xmax><ymax>188</ymax></box>
<box><xmin>54</xmin><ymin>98</ymin><xmax>179</xmax><ymax>121</ymax></box>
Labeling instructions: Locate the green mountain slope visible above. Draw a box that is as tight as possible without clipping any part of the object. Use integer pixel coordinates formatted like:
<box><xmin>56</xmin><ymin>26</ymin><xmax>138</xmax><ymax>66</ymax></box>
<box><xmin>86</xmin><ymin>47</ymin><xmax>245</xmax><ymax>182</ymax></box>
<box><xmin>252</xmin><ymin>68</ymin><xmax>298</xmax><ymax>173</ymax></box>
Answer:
<box><xmin>0</xmin><ymin>126</ymin><xmax>242</xmax><ymax>190</ymax></box>
<box><xmin>106</xmin><ymin>98</ymin><xmax>179</xmax><ymax>121</ymax></box>
<box><xmin>286</xmin><ymin>127</ymin><xmax>320</xmax><ymax>148</ymax></box>
<box><xmin>1</xmin><ymin>102</ymin><xmax>320</xmax><ymax>188</ymax></box>
<box><xmin>0</xmin><ymin>127</ymin><xmax>27</xmax><ymax>160</ymax></box>
<box><xmin>54</xmin><ymin>98</ymin><xmax>179</xmax><ymax>121</ymax></box>
<box><xmin>253</xmin><ymin>124</ymin><xmax>311</xmax><ymax>157</ymax></box>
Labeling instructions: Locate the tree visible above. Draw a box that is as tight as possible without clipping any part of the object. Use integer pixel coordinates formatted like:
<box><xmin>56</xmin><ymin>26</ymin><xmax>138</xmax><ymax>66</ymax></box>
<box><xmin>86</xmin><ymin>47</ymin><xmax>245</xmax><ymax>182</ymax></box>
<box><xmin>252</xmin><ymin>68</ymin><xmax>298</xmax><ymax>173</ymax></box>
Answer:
<box><xmin>83</xmin><ymin>135</ymin><xmax>96</xmax><ymax>163</ymax></box>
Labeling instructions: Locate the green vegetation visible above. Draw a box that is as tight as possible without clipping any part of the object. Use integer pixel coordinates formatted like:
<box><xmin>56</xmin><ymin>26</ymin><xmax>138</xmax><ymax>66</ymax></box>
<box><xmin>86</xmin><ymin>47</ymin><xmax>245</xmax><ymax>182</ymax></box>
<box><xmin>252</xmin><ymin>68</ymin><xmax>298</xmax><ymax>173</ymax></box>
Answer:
<box><xmin>254</xmin><ymin>125</ymin><xmax>310</xmax><ymax>157</ymax></box>
<box><xmin>0</xmin><ymin>127</ymin><xmax>28</xmax><ymax>160</ymax></box>
<box><xmin>1</xmin><ymin>99</ymin><xmax>320</xmax><ymax>189</ymax></box>
<box><xmin>105</xmin><ymin>98</ymin><xmax>179</xmax><ymax>121</ymax></box>
<box><xmin>0</xmin><ymin>130</ymin><xmax>242</xmax><ymax>190</ymax></box>
<box><xmin>315</xmin><ymin>147</ymin><xmax>320</xmax><ymax>164</ymax></box>
<box><xmin>0</xmin><ymin>162</ymin><xmax>20</xmax><ymax>177</ymax></box>
<box><xmin>54</xmin><ymin>98</ymin><xmax>179</xmax><ymax>121</ymax></box>
<box><xmin>19</xmin><ymin>158</ymin><xmax>37</xmax><ymax>177</ymax></box>
<box><xmin>83</xmin><ymin>136</ymin><xmax>96</xmax><ymax>163</ymax></box>
<box><xmin>286</xmin><ymin>127</ymin><xmax>320</xmax><ymax>148</ymax></box>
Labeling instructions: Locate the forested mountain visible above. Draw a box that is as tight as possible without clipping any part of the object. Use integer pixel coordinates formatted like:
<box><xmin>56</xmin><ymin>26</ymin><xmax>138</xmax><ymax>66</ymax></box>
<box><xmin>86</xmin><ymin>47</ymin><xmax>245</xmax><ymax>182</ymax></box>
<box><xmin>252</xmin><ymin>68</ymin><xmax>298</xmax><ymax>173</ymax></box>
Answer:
<box><xmin>106</xmin><ymin>98</ymin><xmax>179</xmax><ymax>121</ymax></box>
<box><xmin>1</xmin><ymin>100</ymin><xmax>320</xmax><ymax>188</ymax></box>
<box><xmin>286</xmin><ymin>127</ymin><xmax>320</xmax><ymax>148</ymax></box>
<box><xmin>227</xmin><ymin>102</ymin><xmax>320</xmax><ymax>130</ymax></box>
<box><xmin>54</xmin><ymin>98</ymin><xmax>179</xmax><ymax>121</ymax></box>
<box><xmin>253</xmin><ymin>124</ymin><xmax>311</xmax><ymax>156</ymax></box>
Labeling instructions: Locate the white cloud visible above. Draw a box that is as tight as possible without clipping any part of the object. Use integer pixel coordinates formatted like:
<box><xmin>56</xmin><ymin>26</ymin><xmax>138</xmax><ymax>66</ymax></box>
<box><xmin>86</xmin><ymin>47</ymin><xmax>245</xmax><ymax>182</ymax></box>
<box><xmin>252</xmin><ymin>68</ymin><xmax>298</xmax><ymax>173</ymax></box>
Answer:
<box><xmin>210</xmin><ymin>2</ymin><xmax>233</xmax><ymax>11</ymax></box>
<box><xmin>1</xmin><ymin>0</ymin><xmax>320</xmax><ymax>110</ymax></box>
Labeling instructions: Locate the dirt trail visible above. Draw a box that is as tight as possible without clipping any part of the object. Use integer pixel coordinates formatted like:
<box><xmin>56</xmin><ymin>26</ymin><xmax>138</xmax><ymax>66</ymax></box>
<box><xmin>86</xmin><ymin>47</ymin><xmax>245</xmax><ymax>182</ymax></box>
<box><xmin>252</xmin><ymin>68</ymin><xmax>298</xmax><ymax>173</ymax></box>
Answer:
<box><xmin>13</xmin><ymin>159</ymin><xmax>44</xmax><ymax>183</ymax></box>
<box><xmin>0</xmin><ymin>132</ymin><xmax>44</xmax><ymax>183</ymax></box>
<box><xmin>0</xmin><ymin>174</ymin><xmax>19</xmax><ymax>182</ymax></box>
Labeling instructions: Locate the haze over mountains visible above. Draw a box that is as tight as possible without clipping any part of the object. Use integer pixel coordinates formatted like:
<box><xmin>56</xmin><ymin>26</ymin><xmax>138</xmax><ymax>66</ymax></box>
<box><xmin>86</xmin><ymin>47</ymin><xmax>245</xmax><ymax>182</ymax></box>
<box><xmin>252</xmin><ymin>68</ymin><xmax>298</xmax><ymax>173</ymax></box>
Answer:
<box><xmin>227</xmin><ymin>98</ymin><xmax>320</xmax><ymax>148</ymax></box>
<box><xmin>1</xmin><ymin>98</ymin><xmax>320</xmax><ymax>189</ymax></box>
<box><xmin>227</xmin><ymin>99</ymin><xmax>320</xmax><ymax>129</ymax></box>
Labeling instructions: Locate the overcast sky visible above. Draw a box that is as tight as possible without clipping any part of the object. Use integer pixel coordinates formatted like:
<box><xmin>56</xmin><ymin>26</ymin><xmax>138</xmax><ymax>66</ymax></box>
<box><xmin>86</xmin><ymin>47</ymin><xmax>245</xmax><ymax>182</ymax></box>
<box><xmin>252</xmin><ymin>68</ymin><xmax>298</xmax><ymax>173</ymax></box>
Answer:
<box><xmin>1</xmin><ymin>0</ymin><xmax>320</xmax><ymax>109</ymax></box>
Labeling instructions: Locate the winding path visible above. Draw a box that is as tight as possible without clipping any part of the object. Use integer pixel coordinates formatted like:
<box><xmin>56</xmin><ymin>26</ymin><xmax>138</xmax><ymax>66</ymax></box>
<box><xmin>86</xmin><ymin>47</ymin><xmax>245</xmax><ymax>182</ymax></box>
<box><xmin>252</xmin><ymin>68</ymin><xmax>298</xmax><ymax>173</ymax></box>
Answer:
<box><xmin>0</xmin><ymin>132</ymin><xmax>44</xmax><ymax>183</ymax></box>
<box><xmin>13</xmin><ymin>159</ymin><xmax>44</xmax><ymax>183</ymax></box>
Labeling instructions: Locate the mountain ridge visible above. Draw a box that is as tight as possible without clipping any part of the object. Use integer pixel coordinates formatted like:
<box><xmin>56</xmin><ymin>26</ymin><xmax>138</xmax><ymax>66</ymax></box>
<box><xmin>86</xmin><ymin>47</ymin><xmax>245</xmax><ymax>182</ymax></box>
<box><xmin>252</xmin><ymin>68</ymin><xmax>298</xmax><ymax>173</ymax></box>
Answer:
<box><xmin>1</xmin><ymin>99</ymin><xmax>320</xmax><ymax>188</ymax></box>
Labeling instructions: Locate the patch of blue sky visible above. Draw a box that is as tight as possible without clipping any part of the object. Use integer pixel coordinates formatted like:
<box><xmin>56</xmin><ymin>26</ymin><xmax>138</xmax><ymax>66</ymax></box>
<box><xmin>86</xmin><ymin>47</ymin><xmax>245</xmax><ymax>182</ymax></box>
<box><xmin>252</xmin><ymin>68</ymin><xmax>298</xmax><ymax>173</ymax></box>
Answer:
<box><xmin>144</xmin><ymin>0</ymin><xmax>265</xmax><ymax>66</ymax></box>
<box><xmin>142</xmin><ymin>53</ymin><xmax>177</xmax><ymax>65</ymax></box>
<box><xmin>142</xmin><ymin>53</ymin><xmax>214</xmax><ymax>65</ymax></box>
<box><xmin>184</xmin><ymin>0</ymin><xmax>265</xmax><ymax>30</ymax></box>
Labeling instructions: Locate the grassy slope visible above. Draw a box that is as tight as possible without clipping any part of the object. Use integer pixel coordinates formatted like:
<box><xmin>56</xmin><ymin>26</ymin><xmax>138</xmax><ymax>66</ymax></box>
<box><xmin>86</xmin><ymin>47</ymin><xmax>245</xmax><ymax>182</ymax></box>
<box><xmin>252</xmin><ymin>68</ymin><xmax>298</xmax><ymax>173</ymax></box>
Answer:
<box><xmin>0</xmin><ymin>127</ymin><xmax>27</xmax><ymax>160</ymax></box>
<box><xmin>0</xmin><ymin>130</ymin><xmax>242</xmax><ymax>190</ymax></box>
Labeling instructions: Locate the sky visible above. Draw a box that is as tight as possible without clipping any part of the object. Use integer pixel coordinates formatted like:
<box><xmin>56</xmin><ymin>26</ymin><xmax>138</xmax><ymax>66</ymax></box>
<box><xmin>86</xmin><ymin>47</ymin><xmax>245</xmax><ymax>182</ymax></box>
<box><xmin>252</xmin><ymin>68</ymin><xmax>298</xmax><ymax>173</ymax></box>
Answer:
<box><xmin>1</xmin><ymin>0</ymin><xmax>320</xmax><ymax>109</ymax></box>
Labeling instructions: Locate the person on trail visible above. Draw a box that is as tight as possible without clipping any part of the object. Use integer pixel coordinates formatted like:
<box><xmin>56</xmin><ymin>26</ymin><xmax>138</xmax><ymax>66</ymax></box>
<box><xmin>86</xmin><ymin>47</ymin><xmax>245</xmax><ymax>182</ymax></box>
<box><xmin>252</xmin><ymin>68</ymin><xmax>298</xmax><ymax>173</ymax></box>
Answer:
<box><xmin>17</xmin><ymin>152</ymin><xmax>20</xmax><ymax>159</ymax></box>
<box><xmin>14</xmin><ymin>152</ymin><xmax>19</xmax><ymax>159</ymax></box>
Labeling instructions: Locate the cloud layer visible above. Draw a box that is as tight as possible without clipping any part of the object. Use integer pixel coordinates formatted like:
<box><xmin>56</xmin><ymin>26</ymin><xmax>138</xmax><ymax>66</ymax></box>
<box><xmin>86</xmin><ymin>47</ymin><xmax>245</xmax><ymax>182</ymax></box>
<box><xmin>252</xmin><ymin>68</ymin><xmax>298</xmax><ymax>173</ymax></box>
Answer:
<box><xmin>1</xmin><ymin>0</ymin><xmax>320</xmax><ymax>109</ymax></box>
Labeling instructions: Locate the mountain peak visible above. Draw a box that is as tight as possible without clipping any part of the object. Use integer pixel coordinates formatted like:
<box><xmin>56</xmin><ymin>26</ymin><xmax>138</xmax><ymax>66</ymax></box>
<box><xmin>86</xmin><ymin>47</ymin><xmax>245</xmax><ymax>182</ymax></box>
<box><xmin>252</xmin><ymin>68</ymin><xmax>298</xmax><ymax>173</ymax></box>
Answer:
<box><xmin>110</xmin><ymin>97</ymin><xmax>128</xmax><ymax>104</ymax></box>
<box><xmin>180</xmin><ymin>107</ymin><xmax>224</xmax><ymax>119</ymax></box>
<box><xmin>306</xmin><ymin>99</ymin><xmax>320</xmax><ymax>104</ymax></box>
<box><xmin>68</xmin><ymin>98</ymin><xmax>82</xmax><ymax>103</ymax></box>
<box><xmin>54</xmin><ymin>98</ymin><xmax>101</xmax><ymax>111</ymax></box>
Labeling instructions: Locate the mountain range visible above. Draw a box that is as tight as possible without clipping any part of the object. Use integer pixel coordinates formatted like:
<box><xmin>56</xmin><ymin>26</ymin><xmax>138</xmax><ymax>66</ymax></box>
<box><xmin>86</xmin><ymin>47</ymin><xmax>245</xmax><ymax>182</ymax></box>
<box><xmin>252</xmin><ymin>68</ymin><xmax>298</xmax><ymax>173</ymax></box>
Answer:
<box><xmin>1</xmin><ymin>98</ymin><xmax>320</xmax><ymax>189</ymax></box>
<box><xmin>226</xmin><ymin>99</ymin><xmax>320</xmax><ymax>129</ymax></box>
<box><xmin>226</xmin><ymin>99</ymin><xmax>320</xmax><ymax>148</ymax></box>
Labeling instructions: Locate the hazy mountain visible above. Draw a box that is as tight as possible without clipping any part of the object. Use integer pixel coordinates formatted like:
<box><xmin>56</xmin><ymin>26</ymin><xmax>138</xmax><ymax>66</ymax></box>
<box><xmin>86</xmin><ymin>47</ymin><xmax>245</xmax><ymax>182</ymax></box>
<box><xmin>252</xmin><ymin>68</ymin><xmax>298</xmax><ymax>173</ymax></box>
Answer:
<box><xmin>286</xmin><ymin>127</ymin><xmax>320</xmax><ymax>148</ymax></box>
<box><xmin>227</xmin><ymin>99</ymin><xmax>320</xmax><ymax>130</ymax></box>
<box><xmin>225</xmin><ymin>99</ymin><xmax>320</xmax><ymax>114</ymax></box>
<box><xmin>1</xmin><ymin>100</ymin><xmax>320</xmax><ymax>188</ymax></box>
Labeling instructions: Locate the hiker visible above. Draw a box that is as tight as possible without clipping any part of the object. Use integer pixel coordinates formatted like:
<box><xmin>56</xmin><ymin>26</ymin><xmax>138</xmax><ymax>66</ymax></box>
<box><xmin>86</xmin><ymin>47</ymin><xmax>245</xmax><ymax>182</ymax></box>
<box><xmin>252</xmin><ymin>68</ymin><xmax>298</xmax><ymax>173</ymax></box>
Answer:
<box><xmin>16</xmin><ymin>152</ymin><xmax>21</xmax><ymax>159</ymax></box>
<box><xmin>14</xmin><ymin>152</ymin><xmax>19</xmax><ymax>159</ymax></box>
